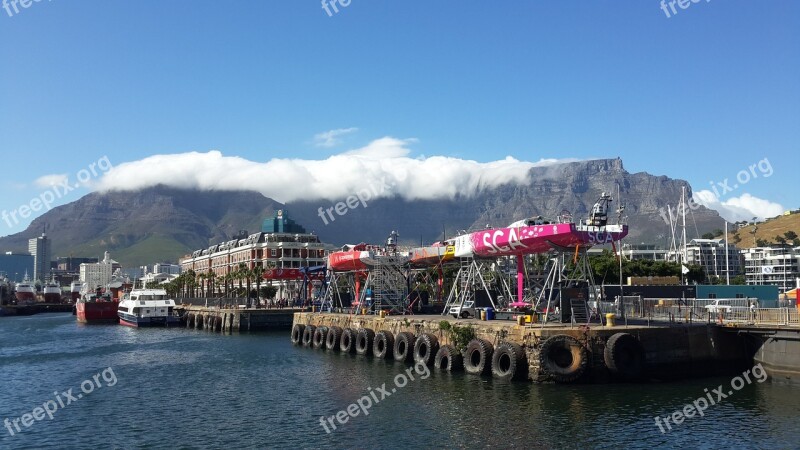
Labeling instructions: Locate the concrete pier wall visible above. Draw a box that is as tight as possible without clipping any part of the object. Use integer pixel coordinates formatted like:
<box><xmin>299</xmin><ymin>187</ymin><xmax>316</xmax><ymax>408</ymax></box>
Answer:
<box><xmin>293</xmin><ymin>313</ymin><xmax>750</xmax><ymax>383</ymax></box>
<box><xmin>179</xmin><ymin>306</ymin><xmax>296</xmax><ymax>333</ymax></box>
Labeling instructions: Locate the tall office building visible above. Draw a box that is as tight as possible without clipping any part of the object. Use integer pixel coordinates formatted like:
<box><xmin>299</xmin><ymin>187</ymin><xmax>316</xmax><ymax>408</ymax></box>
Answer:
<box><xmin>28</xmin><ymin>232</ymin><xmax>52</xmax><ymax>283</ymax></box>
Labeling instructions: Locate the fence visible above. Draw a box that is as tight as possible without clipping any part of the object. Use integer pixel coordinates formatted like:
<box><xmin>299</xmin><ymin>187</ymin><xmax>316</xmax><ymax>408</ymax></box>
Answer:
<box><xmin>617</xmin><ymin>296</ymin><xmax>800</xmax><ymax>326</ymax></box>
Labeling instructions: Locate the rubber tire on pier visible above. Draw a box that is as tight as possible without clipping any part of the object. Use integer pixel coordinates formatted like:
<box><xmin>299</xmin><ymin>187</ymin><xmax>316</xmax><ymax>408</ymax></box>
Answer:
<box><xmin>291</xmin><ymin>324</ymin><xmax>305</xmax><ymax>345</ymax></box>
<box><xmin>464</xmin><ymin>338</ymin><xmax>494</xmax><ymax>375</ymax></box>
<box><xmin>434</xmin><ymin>345</ymin><xmax>464</xmax><ymax>372</ymax></box>
<box><xmin>604</xmin><ymin>332</ymin><xmax>646</xmax><ymax>381</ymax></box>
<box><xmin>539</xmin><ymin>334</ymin><xmax>588</xmax><ymax>383</ymax></box>
<box><xmin>394</xmin><ymin>332</ymin><xmax>416</xmax><ymax>363</ymax></box>
<box><xmin>355</xmin><ymin>328</ymin><xmax>376</xmax><ymax>356</ymax></box>
<box><xmin>302</xmin><ymin>325</ymin><xmax>316</xmax><ymax>347</ymax></box>
<box><xmin>373</xmin><ymin>331</ymin><xmax>395</xmax><ymax>359</ymax></box>
<box><xmin>312</xmin><ymin>326</ymin><xmax>329</xmax><ymax>349</ymax></box>
<box><xmin>340</xmin><ymin>328</ymin><xmax>357</xmax><ymax>354</ymax></box>
<box><xmin>326</xmin><ymin>326</ymin><xmax>342</xmax><ymax>351</ymax></box>
<box><xmin>491</xmin><ymin>342</ymin><xmax>528</xmax><ymax>381</ymax></box>
<box><xmin>413</xmin><ymin>333</ymin><xmax>440</xmax><ymax>366</ymax></box>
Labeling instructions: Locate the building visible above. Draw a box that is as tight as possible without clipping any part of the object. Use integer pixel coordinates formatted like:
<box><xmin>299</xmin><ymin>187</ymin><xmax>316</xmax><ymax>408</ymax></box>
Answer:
<box><xmin>742</xmin><ymin>246</ymin><xmax>800</xmax><ymax>293</ymax></box>
<box><xmin>0</xmin><ymin>252</ymin><xmax>35</xmax><ymax>282</ymax></box>
<box><xmin>669</xmin><ymin>239</ymin><xmax>743</xmax><ymax>279</ymax></box>
<box><xmin>180</xmin><ymin>210</ymin><xmax>327</xmax><ymax>298</ymax></box>
<box><xmin>57</xmin><ymin>257</ymin><xmax>99</xmax><ymax>272</ymax></box>
<box><xmin>151</xmin><ymin>263</ymin><xmax>181</xmax><ymax>275</ymax></box>
<box><xmin>28</xmin><ymin>232</ymin><xmax>52</xmax><ymax>283</ymax></box>
<box><xmin>621</xmin><ymin>244</ymin><xmax>668</xmax><ymax>261</ymax></box>
<box><xmin>80</xmin><ymin>251</ymin><xmax>121</xmax><ymax>290</ymax></box>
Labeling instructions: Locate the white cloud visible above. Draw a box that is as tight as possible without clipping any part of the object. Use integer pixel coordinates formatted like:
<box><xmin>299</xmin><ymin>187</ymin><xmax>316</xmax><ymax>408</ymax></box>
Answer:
<box><xmin>313</xmin><ymin>127</ymin><xmax>358</xmax><ymax>148</ymax></box>
<box><xmin>694</xmin><ymin>190</ymin><xmax>784</xmax><ymax>222</ymax></box>
<box><xmin>94</xmin><ymin>137</ymin><xmax>576</xmax><ymax>203</ymax></box>
<box><xmin>34</xmin><ymin>174</ymin><xmax>68</xmax><ymax>188</ymax></box>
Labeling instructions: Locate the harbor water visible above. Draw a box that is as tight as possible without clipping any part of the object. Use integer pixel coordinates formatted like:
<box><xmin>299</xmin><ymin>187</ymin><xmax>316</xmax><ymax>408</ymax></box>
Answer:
<box><xmin>1</xmin><ymin>314</ymin><xmax>799</xmax><ymax>449</ymax></box>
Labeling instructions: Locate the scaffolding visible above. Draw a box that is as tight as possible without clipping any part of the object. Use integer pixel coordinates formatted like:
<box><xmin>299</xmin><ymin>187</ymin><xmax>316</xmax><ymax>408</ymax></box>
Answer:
<box><xmin>442</xmin><ymin>258</ymin><xmax>497</xmax><ymax>316</ymax></box>
<box><xmin>536</xmin><ymin>246</ymin><xmax>602</xmax><ymax>327</ymax></box>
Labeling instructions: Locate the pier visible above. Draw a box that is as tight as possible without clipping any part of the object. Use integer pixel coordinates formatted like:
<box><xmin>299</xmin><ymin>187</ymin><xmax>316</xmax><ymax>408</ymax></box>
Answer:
<box><xmin>291</xmin><ymin>312</ymin><xmax>752</xmax><ymax>383</ymax></box>
<box><xmin>177</xmin><ymin>305</ymin><xmax>299</xmax><ymax>332</ymax></box>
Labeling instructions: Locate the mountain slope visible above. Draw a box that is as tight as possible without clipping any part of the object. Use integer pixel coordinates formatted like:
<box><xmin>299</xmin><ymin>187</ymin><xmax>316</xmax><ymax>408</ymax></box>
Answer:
<box><xmin>0</xmin><ymin>159</ymin><xmax>728</xmax><ymax>266</ymax></box>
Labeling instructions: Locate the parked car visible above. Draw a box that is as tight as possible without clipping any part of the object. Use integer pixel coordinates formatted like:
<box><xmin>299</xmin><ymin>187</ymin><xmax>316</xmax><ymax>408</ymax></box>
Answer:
<box><xmin>449</xmin><ymin>300</ymin><xmax>477</xmax><ymax>319</ymax></box>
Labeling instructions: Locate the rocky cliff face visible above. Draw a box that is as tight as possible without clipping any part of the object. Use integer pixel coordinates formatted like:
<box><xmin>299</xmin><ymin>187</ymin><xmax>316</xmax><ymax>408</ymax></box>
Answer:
<box><xmin>0</xmin><ymin>159</ymin><xmax>725</xmax><ymax>264</ymax></box>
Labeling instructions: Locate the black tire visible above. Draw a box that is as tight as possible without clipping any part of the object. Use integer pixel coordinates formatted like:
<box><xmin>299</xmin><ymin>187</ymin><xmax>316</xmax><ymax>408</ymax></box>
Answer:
<box><xmin>291</xmin><ymin>324</ymin><xmax>305</xmax><ymax>345</ymax></box>
<box><xmin>394</xmin><ymin>332</ymin><xmax>415</xmax><ymax>363</ymax></box>
<box><xmin>414</xmin><ymin>333</ymin><xmax>440</xmax><ymax>366</ymax></box>
<box><xmin>312</xmin><ymin>326</ymin><xmax>328</xmax><ymax>349</ymax></box>
<box><xmin>373</xmin><ymin>331</ymin><xmax>395</xmax><ymax>359</ymax></box>
<box><xmin>464</xmin><ymin>338</ymin><xmax>494</xmax><ymax>375</ymax></box>
<box><xmin>491</xmin><ymin>342</ymin><xmax>528</xmax><ymax>381</ymax></box>
<box><xmin>539</xmin><ymin>334</ymin><xmax>588</xmax><ymax>383</ymax></box>
<box><xmin>604</xmin><ymin>333</ymin><xmax>645</xmax><ymax>380</ymax></box>
<box><xmin>326</xmin><ymin>326</ymin><xmax>342</xmax><ymax>351</ymax></box>
<box><xmin>434</xmin><ymin>344</ymin><xmax>464</xmax><ymax>372</ymax></box>
<box><xmin>355</xmin><ymin>328</ymin><xmax>376</xmax><ymax>356</ymax></box>
<box><xmin>302</xmin><ymin>325</ymin><xmax>316</xmax><ymax>347</ymax></box>
<box><xmin>340</xmin><ymin>328</ymin><xmax>357</xmax><ymax>354</ymax></box>
<box><xmin>460</xmin><ymin>311</ymin><xmax>470</xmax><ymax>319</ymax></box>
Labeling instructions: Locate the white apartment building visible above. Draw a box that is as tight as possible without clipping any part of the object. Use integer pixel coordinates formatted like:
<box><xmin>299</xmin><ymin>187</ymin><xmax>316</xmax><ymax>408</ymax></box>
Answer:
<box><xmin>742</xmin><ymin>246</ymin><xmax>800</xmax><ymax>293</ymax></box>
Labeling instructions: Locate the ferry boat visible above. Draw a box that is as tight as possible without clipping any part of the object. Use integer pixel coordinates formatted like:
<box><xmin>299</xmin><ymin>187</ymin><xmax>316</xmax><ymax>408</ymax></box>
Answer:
<box><xmin>76</xmin><ymin>287</ymin><xmax>119</xmax><ymax>323</ymax></box>
<box><xmin>43</xmin><ymin>276</ymin><xmax>61</xmax><ymax>303</ymax></box>
<box><xmin>14</xmin><ymin>272</ymin><xmax>36</xmax><ymax>303</ymax></box>
<box><xmin>117</xmin><ymin>288</ymin><xmax>180</xmax><ymax>327</ymax></box>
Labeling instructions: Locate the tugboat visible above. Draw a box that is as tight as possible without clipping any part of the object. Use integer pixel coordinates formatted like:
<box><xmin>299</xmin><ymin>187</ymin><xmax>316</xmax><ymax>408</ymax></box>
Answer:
<box><xmin>69</xmin><ymin>280</ymin><xmax>82</xmax><ymax>303</ymax></box>
<box><xmin>76</xmin><ymin>286</ymin><xmax>119</xmax><ymax>324</ymax></box>
<box><xmin>117</xmin><ymin>288</ymin><xmax>180</xmax><ymax>327</ymax></box>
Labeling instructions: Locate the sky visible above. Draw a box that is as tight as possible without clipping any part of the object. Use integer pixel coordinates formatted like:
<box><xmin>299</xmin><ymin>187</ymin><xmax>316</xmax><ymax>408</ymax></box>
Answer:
<box><xmin>1</xmin><ymin>1</ymin><xmax>798</xmax><ymax>236</ymax></box>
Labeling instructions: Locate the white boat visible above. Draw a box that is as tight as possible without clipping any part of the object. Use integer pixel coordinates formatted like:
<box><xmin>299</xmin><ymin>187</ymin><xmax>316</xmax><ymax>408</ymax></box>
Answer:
<box><xmin>117</xmin><ymin>288</ymin><xmax>180</xmax><ymax>327</ymax></box>
<box><xmin>43</xmin><ymin>276</ymin><xmax>61</xmax><ymax>303</ymax></box>
<box><xmin>70</xmin><ymin>281</ymin><xmax>82</xmax><ymax>302</ymax></box>
<box><xmin>14</xmin><ymin>271</ymin><xmax>36</xmax><ymax>304</ymax></box>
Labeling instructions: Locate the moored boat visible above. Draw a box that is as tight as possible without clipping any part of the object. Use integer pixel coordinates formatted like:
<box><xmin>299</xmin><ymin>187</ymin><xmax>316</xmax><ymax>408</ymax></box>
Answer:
<box><xmin>76</xmin><ymin>288</ymin><xmax>119</xmax><ymax>323</ymax></box>
<box><xmin>117</xmin><ymin>288</ymin><xmax>180</xmax><ymax>327</ymax></box>
<box><xmin>43</xmin><ymin>276</ymin><xmax>61</xmax><ymax>303</ymax></box>
<box><xmin>14</xmin><ymin>272</ymin><xmax>36</xmax><ymax>304</ymax></box>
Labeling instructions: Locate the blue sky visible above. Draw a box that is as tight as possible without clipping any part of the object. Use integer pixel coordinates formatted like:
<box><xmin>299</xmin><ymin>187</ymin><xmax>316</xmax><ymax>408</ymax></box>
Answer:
<box><xmin>1</xmin><ymin>0</ymin><xmax>798</xmax><ymax>236</ymax></box>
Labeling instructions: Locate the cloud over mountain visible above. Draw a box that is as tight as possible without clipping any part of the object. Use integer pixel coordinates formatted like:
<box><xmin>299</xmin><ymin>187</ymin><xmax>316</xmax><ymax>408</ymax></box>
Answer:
<box><xmin>94</xmin><ymin>137</ymin><xmax>577</xmax><ymax>203</ymax></box>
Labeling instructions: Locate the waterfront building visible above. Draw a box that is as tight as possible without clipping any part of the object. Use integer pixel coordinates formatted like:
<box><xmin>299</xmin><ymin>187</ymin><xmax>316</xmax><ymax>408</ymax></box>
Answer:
<box><xmin>56</xmin><ymin>256</ymin><xmax>99</xmax><ymax>272</ymax></box>
<box><xmin>742</xmin><ymin>246</ymin><xmax>800</xmax><ymax>293</ymax></box>
<box><xmin>180</xmin><ymin>210</ymin><xmax>327</xmax><ymax>298</ymax></box>
<box><xmin>79</xmin><ymin>251</ymin><xmax>121</xmax><ymax>290</ymax></box>
<box><xmin>621</xmin><ymin>243</ymin><xmax>668</xmax><ymax>261</ymax></box>
<box><xmin>668</xmin><ymin>239</ymin><xmax>743</xmax><ymax>279</ymax></box>
<box><xmin>28</xmin><ymin>232</ymin><xmax>52</xmax><ymax>283</ymax></box>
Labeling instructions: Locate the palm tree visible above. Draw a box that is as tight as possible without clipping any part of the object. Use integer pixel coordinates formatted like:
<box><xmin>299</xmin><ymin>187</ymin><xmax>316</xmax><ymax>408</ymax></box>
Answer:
<box><xmin>252</xmin><ymin>265</ymin><xmax>266</xmax><ymax>305</ymax></box>
<box><xmin>205</xmin><ymin>270</ymin><xmax>215</xmax><ymax>297</ymax></box>
<box><xmin>196</xmin><ymin>272</ymin><xmax>206</xmax><ymax>298</ymax></box>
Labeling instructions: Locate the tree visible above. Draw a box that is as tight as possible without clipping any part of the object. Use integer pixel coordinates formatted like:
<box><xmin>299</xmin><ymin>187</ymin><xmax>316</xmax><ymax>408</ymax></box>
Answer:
<box><xmin>712</xmin><ymin>229</ymin><xmax>724</xmax><ymax>237</ymax></box>
<box><xmin>756</xmin><ymin>238</ymin><xmax>770</xmax><ymax>247</ymax></box>
<box><xmin>794</xmin><ymin>238</ymin><xmax>800</xmax><ymax>247</ymax></box>
<box><xmin>733</xmin><ymin>234</ymin><xmax>741</xmax><ymax>244</ymax></box>
<box><xmin>784</xmin><ymin>231</ymin><xmax>798</xmax><ymax>241</ymax></box>
<box><xmin>730</xmin><ymin>275</ymin><xmax>746</xmax><ymax>285</ymax></box>
<box><xmin>261</xmin><ymin>285</ymin><xmax>277</xmax><ymax>300</ymax></box>
<box><xmin>701</xmin><ymin>232</ymin><xmax>715</xmax><ymax>240</ymax></box>
<box><xmin>252</xmin><ymin>265</ymin><xmax>266</xmax><ymax>303</ymax></box>
<box><xmin>775</xmin><ymin>236</ymin><xmax>787</xmax><ymax>245</ymax></box>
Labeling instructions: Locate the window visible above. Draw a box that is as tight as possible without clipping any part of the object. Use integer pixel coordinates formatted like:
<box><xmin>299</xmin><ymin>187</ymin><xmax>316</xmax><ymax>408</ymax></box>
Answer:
<box><xmin>708</xmin><ymin>293</ymin><xmax>717</xmax><ymax>299</ymax></box>
<box><xmin>735</xmin><ymin>294</ymin><xmax>745</xmax><ymax>298</ymax></box>
<box><xmin>271</xmin><ymin>249</ymin><xmax>277</xmax><ymax>257</ymax></box>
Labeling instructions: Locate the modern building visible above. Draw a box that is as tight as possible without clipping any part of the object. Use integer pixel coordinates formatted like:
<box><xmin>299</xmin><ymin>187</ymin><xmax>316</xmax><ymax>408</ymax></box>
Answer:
<box><xmin>669</xmin><ymin>239</ymin><xmax>743</xmax><ymax>279</ymax></box>
<box><xmin>0</xmin><ymin>252</ymin><xmax>35</xmax><ymax>282</ymax></box>
<box><xmin>151</xmin><ymin>263</ymin><xmax>181</xmax><ymax>276</ymax></box>
<box><xmin>180</xmin><ymin>210</ymin><xmax>327</xmax><ymax>298</ymax></box>
<box><xmin>621</xmin><ymin>244</ymin><xmax>668</xmax><ymax>261</ymax></box>
<box><xmin>742</xmin><ymin>246</ymin><xmax>800</xmax><ymax>293</ymax></box>
<box><xmin>28</xmin><ymin>232</ymin><xmax>52</xmax><ymax>283</ymax></box>
<box><xmin>79</xmin><ymin>251</ymin><xmax>121</xmax><ymax>290</ymax></box>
